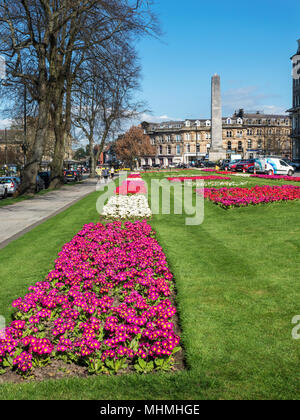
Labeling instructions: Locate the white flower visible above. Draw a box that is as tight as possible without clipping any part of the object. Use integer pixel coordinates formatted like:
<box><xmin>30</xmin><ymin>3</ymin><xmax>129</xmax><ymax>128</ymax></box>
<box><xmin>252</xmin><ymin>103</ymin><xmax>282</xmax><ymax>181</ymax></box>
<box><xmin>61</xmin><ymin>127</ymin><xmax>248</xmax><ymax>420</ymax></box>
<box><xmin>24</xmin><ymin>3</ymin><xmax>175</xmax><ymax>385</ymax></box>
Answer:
<box><xmin>101</xmin><ymin>194</ymin><xmax>152</xmax><ymax>219</ymax></box>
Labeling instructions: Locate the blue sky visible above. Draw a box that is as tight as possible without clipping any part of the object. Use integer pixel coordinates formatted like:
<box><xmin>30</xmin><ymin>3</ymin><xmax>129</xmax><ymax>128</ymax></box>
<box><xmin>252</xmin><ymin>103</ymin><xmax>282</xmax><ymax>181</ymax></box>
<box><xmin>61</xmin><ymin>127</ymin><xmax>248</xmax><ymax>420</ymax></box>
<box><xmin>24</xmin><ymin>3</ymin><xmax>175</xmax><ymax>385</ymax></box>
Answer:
<box><xmin>0</xmin><ymin>0</ymin><xmax>299</xmax><ymax>129</ymax></box>
<box><xmin>136</xmin><ymin>0</ymin><xmax>300</xmax><ymax>122</ymax></box>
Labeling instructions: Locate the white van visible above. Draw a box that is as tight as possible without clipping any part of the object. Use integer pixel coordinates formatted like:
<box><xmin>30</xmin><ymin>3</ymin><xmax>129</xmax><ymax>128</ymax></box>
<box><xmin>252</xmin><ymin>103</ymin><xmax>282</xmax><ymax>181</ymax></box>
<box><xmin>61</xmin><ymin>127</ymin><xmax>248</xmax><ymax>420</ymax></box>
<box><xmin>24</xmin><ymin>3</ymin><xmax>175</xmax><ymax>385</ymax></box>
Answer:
<box><xmin>254</xmin><ymin>158</ymin><xmax>295</xmax><ymax>176</ymax></box>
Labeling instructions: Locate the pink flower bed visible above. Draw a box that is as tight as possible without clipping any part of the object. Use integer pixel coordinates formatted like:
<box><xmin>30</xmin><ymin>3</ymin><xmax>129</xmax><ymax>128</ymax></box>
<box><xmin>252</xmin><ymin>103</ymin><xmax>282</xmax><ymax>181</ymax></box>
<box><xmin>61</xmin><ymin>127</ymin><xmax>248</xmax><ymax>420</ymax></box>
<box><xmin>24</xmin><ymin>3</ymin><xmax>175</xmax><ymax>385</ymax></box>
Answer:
<box><xmin>200</xmin><ymin>169</ymin><xmax>236</xmax><ymax>175</ymax></box>
<box><xmin>115</xmin><ymin>180</ymin><xmax>147</xmax><ymax>195</ymax></box>
<box><xmin>128</xmin><ymin>174</ymin><xmax>142</xmax><ymax>179</ymax></box>
<box><xmin>168</xmin><ymin>176</ymin><xmax>231</xmax><ymax>182</ymax></box>
<box><xmin>250</xmin><ymin>174</ymin><xmax>300</xmax><ymax>182</ymax></box>
<box><xmin>196</xmin><ymin>185</ymin><xmax>300</xmax><ymax>208</ymax></box>
<box><xmin>216</xmin><ymin>171</ymin><xmax>236</xmax><ymax>175</ymax></box>
<box><xmin>0</xmin><ymin>221</ymin><xmax>180</xmax><ymax>375</ymax></box>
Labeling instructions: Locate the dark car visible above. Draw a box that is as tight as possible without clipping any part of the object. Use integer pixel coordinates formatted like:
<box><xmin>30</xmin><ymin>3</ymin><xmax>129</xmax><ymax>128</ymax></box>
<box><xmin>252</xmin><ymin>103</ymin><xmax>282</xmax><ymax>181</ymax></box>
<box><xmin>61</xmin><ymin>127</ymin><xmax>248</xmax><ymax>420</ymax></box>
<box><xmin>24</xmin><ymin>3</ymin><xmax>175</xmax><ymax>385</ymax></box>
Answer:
<box><xmin>283</xmin><ymin>159</ymin><xmax>300</xmax><ymax>171</ymax></box>
<box><xmin>38</xmin><ymin>172</ymin><xmax>51</xmax><ymax>189</ymax></box>
<box><xmin>142</xmin><ymin>165</ymin><xmax>151</xmax><ymax>171</ymax></box>
<box><xmin>36</xmin><ymin>175</ymin><xmax>46</xmax><ymax>192</ymax></box>
<box><xmin>236</xmin><ymin>159</ymin><xmax>256</xmax><ymax>172</ymax></box>
<box><xmin>64</xmin><ymin>170</ymin><xmax>77</xmax><ymax>182</ymax></box>
<box><xmin>220</xmin><ymin>159</ymin><xmax>231</xmax><ymax>170</ymax></box>
<box><xmin>201</xmin><ymin>161</ymin><xmax>216</xmax><ymax>168</ymax></box>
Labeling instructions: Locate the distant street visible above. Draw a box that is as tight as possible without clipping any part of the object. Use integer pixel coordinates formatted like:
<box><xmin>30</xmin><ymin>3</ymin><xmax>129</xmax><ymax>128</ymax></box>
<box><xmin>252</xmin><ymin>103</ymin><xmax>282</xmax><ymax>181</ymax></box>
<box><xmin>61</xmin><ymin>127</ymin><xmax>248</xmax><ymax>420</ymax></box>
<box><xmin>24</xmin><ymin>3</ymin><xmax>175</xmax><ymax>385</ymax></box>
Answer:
<box><xmin>0</xmin><ymin>178</ymin><xmax>97</xmax><ymax>249</ymax></box>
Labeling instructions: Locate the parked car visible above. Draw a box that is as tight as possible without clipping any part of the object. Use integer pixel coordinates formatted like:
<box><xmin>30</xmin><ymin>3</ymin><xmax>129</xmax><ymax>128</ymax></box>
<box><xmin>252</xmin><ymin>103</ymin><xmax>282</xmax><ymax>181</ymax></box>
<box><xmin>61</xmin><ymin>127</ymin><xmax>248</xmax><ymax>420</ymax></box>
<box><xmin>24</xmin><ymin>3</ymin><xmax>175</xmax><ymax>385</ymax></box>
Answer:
<box><xmin>36</xmin><ymin>175</ymin><xmax>46</xmax><ymax>192</ymax></box>
<box><xmin>38</xmin><ymin>171</ymin><xmax>51</xmax><ymax>189</ymax></box>
<box><xmin>253</xmin><ymin>158</ymin><xmax>295</xmax><ymax>176</ymax></box>
<box><xmin>141</xmin><ymin>165</ymin><xmax>151</xmax><ymax>171</ymax></box>
<box><xmin>0</xmin><ymin>182</ymin><xmax>8</xmax><ymax>199</ymax></box>
<box><xmin>200</xmin><ymin>161</ymin><xmax>216</xmax><ymax>168</ymax></box>
<box><xmin>64</xmin><ymin>170</ymin><xmax>77</xmax><ymax>182</ymax></box>
<box><xmin>176</xmin><ymin>163</ymin><xmax>189</xmax><ymax>169</ymax></box>
<box><xmin>227</xmin><ymin>160</ymin><xmax>241</xmax><ymax>171</ymax></box>
<box><xmin>0</xmin><ymin>177</ymin><xmax>19</xmax><ymax>195</ymax></box>
<box><xmin>235</xmin><ymin>159</ymin><xmax>257</xmax><ymax>172</ymax></box>
<box><xmin>220</xmin><ymin>159</ymin><xmax>231</xmax><ymax>170</ymax></box>
<box><xmin>282</xmin><ymin>159</ymin><xmax>300</xmax><ymax>171</ymax></box>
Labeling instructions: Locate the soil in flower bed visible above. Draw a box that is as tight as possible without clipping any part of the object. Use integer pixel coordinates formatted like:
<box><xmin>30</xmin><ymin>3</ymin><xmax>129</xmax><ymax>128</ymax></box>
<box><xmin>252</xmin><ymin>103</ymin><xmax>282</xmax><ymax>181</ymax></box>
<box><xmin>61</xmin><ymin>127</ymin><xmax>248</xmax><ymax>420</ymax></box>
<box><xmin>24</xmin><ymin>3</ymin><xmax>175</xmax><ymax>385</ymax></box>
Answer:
<box><xmin>0</xmin><ymin>221</ymin><xmax>184</xmax><ymax>382</ymax></box>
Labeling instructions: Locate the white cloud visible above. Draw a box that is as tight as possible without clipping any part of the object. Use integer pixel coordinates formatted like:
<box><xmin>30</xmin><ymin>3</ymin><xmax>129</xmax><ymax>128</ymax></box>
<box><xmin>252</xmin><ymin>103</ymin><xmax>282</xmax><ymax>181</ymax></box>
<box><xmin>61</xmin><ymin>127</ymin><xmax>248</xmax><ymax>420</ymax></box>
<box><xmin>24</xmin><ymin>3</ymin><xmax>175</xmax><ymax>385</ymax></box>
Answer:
<box><xmin>137</xmin><ymin>113</ymin><xmax>181</xmax><ymax>123</ymax></box>
<box><xmin>0</xmin><ymin>118</ymin><xmax>11</xmax><ymax>129</ymax></box>
<box><xmin>222</xmin><ymin>86</ymin><xmax>288</xmax><ymax>115</ymax></box>
<box><xmin>261</xmin><ymin>105</ymin><xmax>288</xmax><ymax>115</ymax></box>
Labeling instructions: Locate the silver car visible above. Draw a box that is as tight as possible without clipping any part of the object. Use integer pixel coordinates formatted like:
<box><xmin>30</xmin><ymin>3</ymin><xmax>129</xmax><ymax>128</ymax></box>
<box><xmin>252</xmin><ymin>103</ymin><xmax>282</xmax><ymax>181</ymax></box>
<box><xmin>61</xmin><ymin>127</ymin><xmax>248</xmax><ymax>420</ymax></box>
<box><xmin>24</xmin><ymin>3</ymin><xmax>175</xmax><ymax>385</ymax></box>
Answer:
<box><xmin>0</xmin><ymin>182</ymin><xmax>8</xmax><ymax>199</ymax></box>
<box><xmin>0</xmin><ymin>177</ymin><xmax>19</xmax><ymax>195</ymax></box>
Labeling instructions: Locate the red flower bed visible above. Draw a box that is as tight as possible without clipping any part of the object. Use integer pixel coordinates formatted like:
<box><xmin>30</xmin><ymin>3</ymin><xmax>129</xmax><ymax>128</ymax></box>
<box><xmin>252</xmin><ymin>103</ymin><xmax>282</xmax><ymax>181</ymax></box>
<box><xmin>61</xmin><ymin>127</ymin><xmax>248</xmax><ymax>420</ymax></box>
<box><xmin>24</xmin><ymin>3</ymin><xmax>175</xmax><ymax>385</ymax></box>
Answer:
<box><xmin>115</xmin><ymin>180</ymin><xmax>147</xmax><ymax>195</ymax></box>
<box><xmin>196</xmin><ymin>185</ymin><xmax>300</xmax><ymax>208</ymax></box>
<box><xmin>128</xmin><ymin>174</ymin><xmax>142</xmax><ymax>179</ymax></box>
<box><xmin>216</xmin><ymin>171</ymin><xmax>236</xmax><ymax>175</ymax></box>
<box><xmin>250</xmin><ymin>174</ymin><xmax>300</xmax><ymax>182</ymax></box>
<box><xmin>0</xmin><ymin>221</ymin><xmax>180</xmax><ymax>376</ymax></box>
<box><xmin>168</xmin><ymin>176</ymin><xmax>231</xmax><ymax>182</ymax></box>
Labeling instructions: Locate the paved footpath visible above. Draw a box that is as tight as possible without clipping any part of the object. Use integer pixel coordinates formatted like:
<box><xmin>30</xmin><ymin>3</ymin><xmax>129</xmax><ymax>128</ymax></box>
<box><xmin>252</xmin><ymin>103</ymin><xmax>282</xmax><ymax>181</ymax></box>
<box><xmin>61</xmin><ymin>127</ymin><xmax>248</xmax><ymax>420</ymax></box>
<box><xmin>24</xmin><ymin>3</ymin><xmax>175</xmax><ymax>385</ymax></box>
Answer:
<box><xmin>0</xmin><ymin>178</ymin><xmax>98</xmax><ymax>249</ymax></box>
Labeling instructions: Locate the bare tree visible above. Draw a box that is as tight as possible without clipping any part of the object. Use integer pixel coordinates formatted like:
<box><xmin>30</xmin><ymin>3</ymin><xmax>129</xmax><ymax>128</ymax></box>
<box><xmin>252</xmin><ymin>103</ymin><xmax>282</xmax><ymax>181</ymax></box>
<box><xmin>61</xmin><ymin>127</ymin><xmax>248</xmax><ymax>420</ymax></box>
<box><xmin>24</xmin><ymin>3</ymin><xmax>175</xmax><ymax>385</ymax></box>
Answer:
<box><xmin>72</xmin><ymin>44</ymin><xmax>145</xmax><ymax>178</ymax></box>
<box><xmin>0</xmin><ymin>0</ymin><xmax>159</xmax><ymax>194</ymax></box>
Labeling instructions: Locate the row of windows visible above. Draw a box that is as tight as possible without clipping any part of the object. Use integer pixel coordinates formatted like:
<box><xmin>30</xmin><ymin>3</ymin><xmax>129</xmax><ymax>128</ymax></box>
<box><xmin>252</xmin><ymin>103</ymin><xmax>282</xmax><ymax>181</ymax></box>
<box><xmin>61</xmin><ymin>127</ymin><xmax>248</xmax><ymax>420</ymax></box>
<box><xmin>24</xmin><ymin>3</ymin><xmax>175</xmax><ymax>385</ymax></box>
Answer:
<box><xmin>153</xmin><ymin>128</ymin><xmax>289</xmax><ymax>144</ymax></box>
<box><xmin>152</xmin><ymin>118</ymin><xmax>290</xmax><ymax>131</ymax></box>
<box><xmin>227</xmin><ymin>140</ymin><xmax>290</xmax><ymax>150</ymax></box>
<box><xmin>158</xmin><ymin>139</ymin><xmax>291</xmax><ymax>155</ymax></box>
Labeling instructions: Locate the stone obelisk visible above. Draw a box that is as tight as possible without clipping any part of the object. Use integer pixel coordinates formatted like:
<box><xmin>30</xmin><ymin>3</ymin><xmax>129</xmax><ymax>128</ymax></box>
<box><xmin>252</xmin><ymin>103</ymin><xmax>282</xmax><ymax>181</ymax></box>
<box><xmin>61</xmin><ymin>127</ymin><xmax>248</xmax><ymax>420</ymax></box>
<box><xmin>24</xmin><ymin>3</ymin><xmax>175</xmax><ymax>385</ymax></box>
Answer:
<box><xmin>209</xmin><ymin>74</ymin><xmax>226</xmax><ymax>161</ymax></box>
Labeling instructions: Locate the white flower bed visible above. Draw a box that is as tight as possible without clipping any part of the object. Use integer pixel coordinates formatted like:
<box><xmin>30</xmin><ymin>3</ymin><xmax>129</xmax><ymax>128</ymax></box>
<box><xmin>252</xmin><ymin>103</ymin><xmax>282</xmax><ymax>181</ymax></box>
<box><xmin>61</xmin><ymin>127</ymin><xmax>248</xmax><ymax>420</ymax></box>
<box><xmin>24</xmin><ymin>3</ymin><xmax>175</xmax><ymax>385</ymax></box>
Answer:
<box><xmin>101</xmin><ymin>194</ymin><xmax>152</xmax><ymax>219</ymax></box>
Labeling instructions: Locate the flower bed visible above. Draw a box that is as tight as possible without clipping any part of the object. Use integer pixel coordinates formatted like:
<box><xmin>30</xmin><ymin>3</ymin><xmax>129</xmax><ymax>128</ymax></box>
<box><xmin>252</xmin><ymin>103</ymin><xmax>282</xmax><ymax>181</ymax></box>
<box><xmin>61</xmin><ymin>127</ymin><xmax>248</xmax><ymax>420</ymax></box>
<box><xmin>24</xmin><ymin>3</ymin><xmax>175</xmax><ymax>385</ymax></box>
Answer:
<box><xmin>250</xmin><ymin>174</ymin><xmax>300</xmax><ymax>182</ymax></box>
<box><xmin>128</xmin><ymin>174</ymin><xmax>142</xmax><ymax>179</ymax></box>
<box><xmin>115</xmin><ymin>180</ymin><xmax>147</xmax><ymax>195</ymax></box>
<box><xmin>196</xmin><ymin>185</ymin><xmax>300</xmax><ymax>208</ymax></box>
<box><xmin>216</xmin><ymin>171</ymin><xmax>237</xmax><ymax>175</ymax></box>
<box><xmin>168</xmin><ymin>176</ymin><xmax>231</xmax><ymax>182</ymax></box>
<box><xmin>0</xmin><ymin>221</ymin><xmax>181</xmax><ymax>377</ymax></box>
<box><xmin>101</xmin><ymin>195</ymin><xmax>152</xmax><ymax>219</ymax></box>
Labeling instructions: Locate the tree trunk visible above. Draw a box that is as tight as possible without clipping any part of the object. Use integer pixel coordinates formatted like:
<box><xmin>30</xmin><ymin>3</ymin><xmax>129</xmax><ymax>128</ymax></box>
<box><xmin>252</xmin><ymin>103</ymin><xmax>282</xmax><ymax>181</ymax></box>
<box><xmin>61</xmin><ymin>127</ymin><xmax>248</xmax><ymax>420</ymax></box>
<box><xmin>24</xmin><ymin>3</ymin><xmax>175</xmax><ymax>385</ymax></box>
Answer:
<box><xmin>50</xmin><ymin>130</ymin><xmax>65</xmax><ymax>188</ymax></box>
<box><xmin>18</xmin><ymin>93</ymin><xmax>50</xmax><ymax>195</ymax></box>
<box><xmin>50</xmin><ymin>80</ymin><xmax>65</xmax><ymax>189</ymax></box>
<box><xmin>88</xmin><ymin>136</ymin><xmax>96</xmax><ymax>178</ymax></box>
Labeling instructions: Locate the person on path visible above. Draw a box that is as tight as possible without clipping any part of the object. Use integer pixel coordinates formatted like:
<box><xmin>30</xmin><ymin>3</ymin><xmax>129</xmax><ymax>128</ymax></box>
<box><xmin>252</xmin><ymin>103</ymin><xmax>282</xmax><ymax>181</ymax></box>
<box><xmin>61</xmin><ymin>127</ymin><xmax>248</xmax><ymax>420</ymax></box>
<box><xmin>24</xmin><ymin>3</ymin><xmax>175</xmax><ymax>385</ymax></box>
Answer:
<box><xmin>110</xmin><ymin>167</ymin><xmax>115</xmax><ymax>180</ymax></box>
<box><xmin>103</xmin><ymin>169</ymin><xmax>109</xmax><ymax>183</ymax></box>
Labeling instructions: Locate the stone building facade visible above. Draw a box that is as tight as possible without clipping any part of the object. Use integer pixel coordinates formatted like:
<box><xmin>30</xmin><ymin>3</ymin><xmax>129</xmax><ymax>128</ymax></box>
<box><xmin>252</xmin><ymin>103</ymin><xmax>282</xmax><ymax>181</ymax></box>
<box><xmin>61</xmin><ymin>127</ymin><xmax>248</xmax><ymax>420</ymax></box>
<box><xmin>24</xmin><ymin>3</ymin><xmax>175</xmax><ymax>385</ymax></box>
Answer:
<box><xmin>141</xmin><ymin>110</ymin><xmax>292</xmax><ymax>166</ymax></box>
<box><xmin>288</xmin><ymin>39</ymin><xmax>300</xmax><ymax>160</ymax></box>
<box><xmin>0</xmin><ymin>119</ymin><xmax>74</xmax><ymax>167</ymax></box>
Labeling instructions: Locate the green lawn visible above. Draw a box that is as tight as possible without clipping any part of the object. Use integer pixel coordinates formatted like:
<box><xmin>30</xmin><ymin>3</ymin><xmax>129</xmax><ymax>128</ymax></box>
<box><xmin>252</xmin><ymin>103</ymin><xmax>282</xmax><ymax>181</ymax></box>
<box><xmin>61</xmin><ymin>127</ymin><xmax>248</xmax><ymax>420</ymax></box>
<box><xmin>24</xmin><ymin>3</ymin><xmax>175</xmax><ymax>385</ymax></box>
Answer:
<box><xmin>0</xmin><ymin>172</ymin><xmax>299</xmax><ymax>400</ymax></box>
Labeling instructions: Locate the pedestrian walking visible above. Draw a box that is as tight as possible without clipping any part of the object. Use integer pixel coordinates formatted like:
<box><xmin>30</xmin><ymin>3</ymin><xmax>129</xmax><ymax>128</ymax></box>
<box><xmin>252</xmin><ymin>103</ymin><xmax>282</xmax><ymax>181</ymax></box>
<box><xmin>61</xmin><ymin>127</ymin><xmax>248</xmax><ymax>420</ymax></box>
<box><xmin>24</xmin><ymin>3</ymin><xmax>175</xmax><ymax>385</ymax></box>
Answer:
<box><xmin>103</xmin><ymin>168</ymin><xmax>109</xmax><ymax>183</ymax></box>
<box><xmin>110</xmin><ymin>167</ymin><xmax>115</xmax><ymax>180</ymax></box>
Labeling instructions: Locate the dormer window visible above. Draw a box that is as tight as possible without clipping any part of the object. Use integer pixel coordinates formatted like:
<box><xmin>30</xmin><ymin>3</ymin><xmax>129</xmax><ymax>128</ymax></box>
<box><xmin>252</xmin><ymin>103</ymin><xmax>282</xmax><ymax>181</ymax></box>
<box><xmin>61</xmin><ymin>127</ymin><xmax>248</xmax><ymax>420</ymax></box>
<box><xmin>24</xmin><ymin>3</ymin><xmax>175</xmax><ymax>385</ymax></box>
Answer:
<box><xmin>226</xmin><ymin>118</ymin><xmax>232</xmax><ymax>124</ymax></box>
<box><xmin>185</xmin><ymin>120</ymin><xmax>191</xmax><ymax>127</ymax></box>
<box><xmin>237</xmin><ymin>118</ymin><xmax>243</xmax><ymax>124</ymax></box>
<box><xmin>206</xmin><ymin>120</ymin><xmax>211</xmax><ymax>127</ymax></box>
<box><xmin>195</xmin><ymin>120</ymin><xmax>201</xmax><ymax>127</ymax></box>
